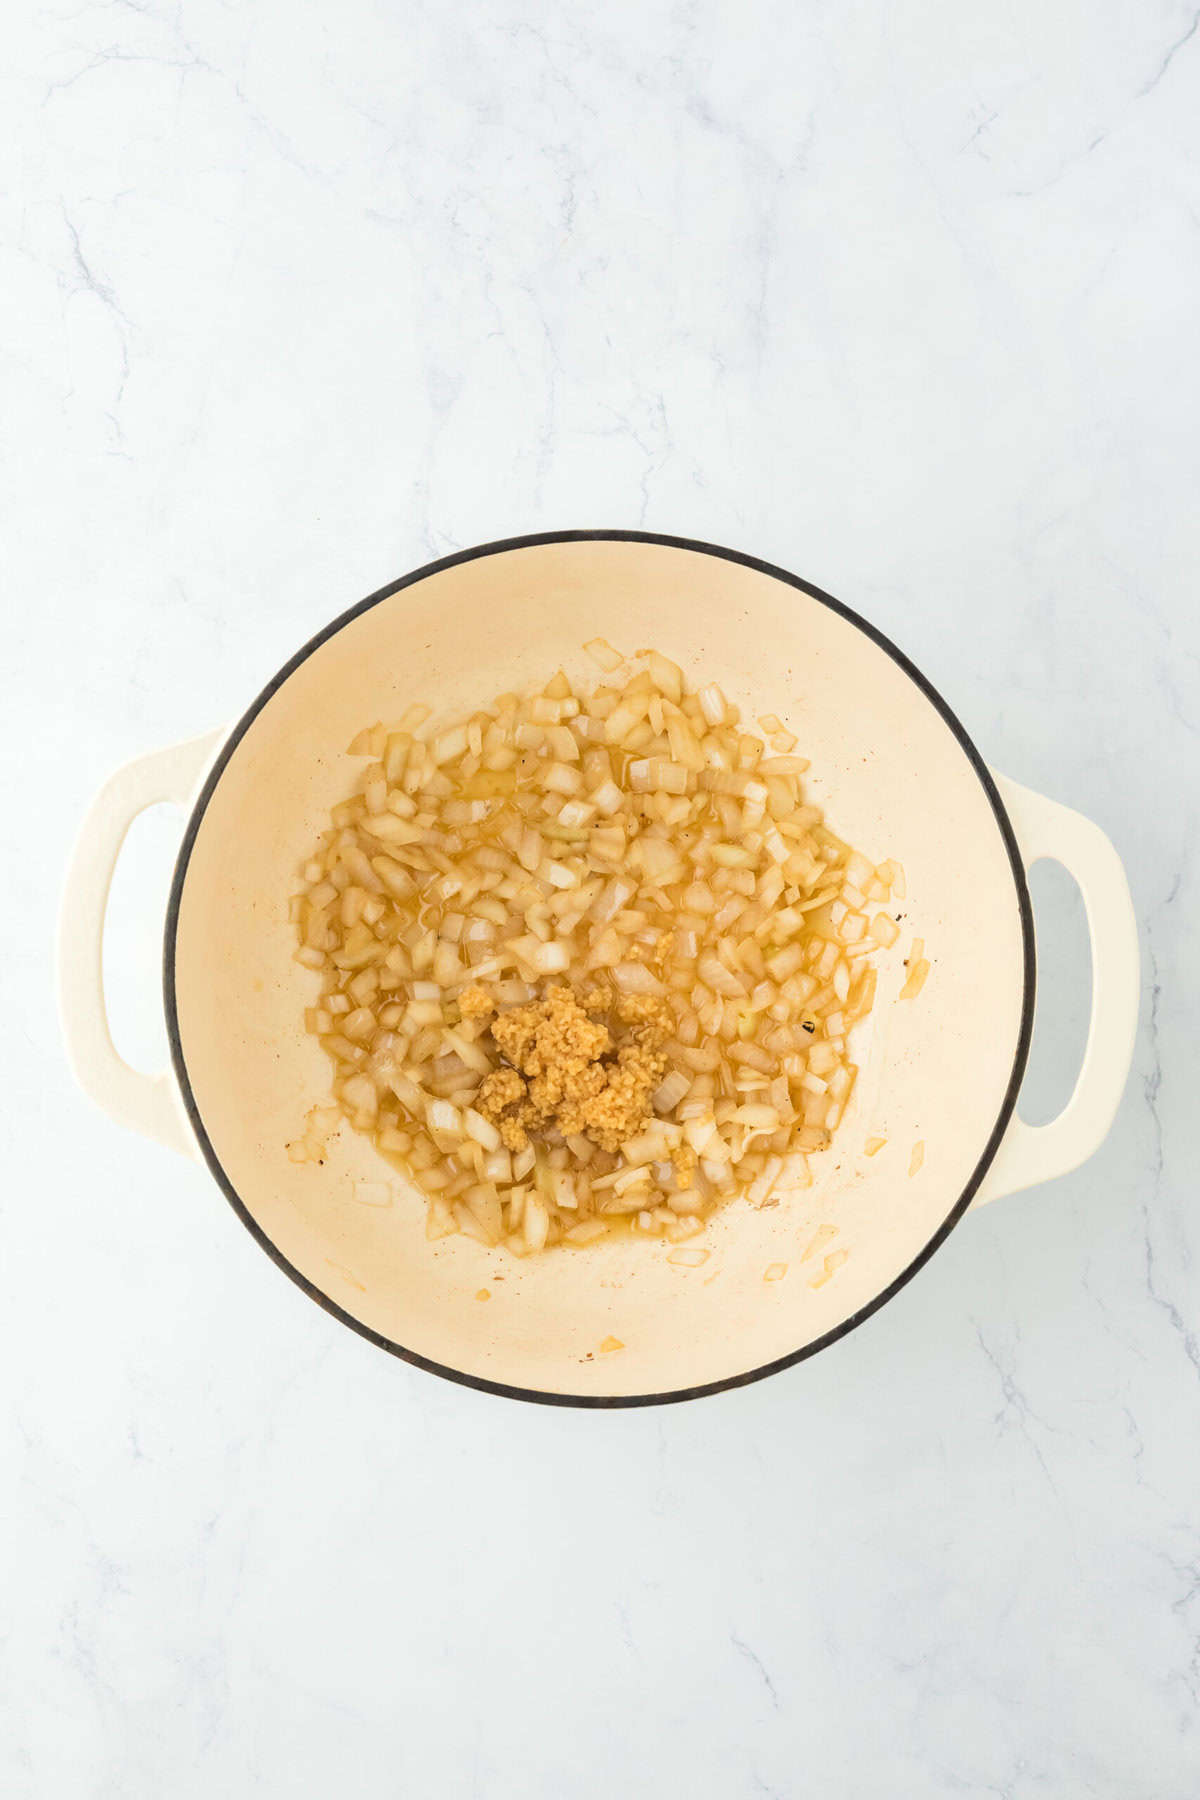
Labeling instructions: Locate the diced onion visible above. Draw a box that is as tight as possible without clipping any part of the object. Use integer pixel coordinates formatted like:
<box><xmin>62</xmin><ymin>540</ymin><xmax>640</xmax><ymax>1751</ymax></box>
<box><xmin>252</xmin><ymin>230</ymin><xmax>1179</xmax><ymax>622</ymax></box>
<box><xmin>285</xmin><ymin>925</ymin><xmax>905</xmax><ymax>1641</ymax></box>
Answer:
<box><xmin>611</xmin><ymin>961</ymin><xmax>664</xmax><ymax>994</ymax></box>
<box><xmin>697</xmin><ymin>683</ymin><xmax>726</xmax><ymax>726</ymax></box>
<box><xmin>870</xmin><ymin>913</ymin><xmax>900</xmax><ymax>948</ymax></box>
<box><xmin>565</xmin><ymin>1218</ymin><xmax>608</xmax><ymax>1244</ymax></box>
<box><xmin>464</xmin><ymin>1108</ymin><xmax>501</xmax><ymax>1152</ymax></box>
<box><xmin>900</xmin><ymin>958</ymin><xmax>930</xmax><ymax>1000</ymax></box>
<box><xmin>432</xmin><ymin>725</ymin><xmax>469</xmax><ymax>766</ymax></box>
<box><xmin>353</xmin><ymin>1180</ymin><xmax>392</xmax><ymax>1207</ymax></box>
<box><xmin>298</xmin><ymin>645</ymin><xmax>906</xmax><ymax>1259</ymax></box>
<box><xmin>427</xmin><ymin>1099</ymin><xmax>461</xmax><ymax>1136</ymax></box>
<box><xmin>652</xmin><ymin>1070</ymin><xmax>691</xmax><ymax>1114</ymax></box>
<box><xmin>583</xmin><ymin>637</ymin><xmax>624</xmax><ymax>672</ymax></box>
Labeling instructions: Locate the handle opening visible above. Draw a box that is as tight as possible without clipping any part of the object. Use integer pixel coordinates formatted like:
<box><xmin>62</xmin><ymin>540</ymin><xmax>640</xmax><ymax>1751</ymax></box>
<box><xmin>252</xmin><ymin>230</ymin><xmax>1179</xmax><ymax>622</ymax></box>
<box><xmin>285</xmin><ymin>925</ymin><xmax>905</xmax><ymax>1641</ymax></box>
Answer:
<box><xmin>102</xmin><ymin>801</ymin><xmax>183</xmax><ymax>1076</ymax></box>
<box><xmin>1017</xmin><ymin>857</ymin><xmax>1092</xmax><ymax>1128</ymax></box>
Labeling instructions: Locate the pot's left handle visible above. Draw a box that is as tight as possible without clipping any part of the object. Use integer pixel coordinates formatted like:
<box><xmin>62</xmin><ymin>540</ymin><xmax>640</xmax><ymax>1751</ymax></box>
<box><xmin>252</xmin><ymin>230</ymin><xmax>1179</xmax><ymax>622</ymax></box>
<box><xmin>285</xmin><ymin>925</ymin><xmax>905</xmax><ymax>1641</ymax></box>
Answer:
<box><xmin>57</xmin><ymin>729</ymin><xmax>226</xmax><ymax>1157</ymax></box>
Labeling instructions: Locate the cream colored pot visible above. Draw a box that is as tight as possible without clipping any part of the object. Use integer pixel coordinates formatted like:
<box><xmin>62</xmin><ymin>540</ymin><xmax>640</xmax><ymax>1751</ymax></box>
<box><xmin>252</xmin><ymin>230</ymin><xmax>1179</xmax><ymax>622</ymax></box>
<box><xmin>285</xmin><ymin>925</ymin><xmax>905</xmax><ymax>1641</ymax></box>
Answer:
<box><xmin>59</xmin><ymin>534</ymin><xmax>1139</xmax><ymax>1405</ymax></box>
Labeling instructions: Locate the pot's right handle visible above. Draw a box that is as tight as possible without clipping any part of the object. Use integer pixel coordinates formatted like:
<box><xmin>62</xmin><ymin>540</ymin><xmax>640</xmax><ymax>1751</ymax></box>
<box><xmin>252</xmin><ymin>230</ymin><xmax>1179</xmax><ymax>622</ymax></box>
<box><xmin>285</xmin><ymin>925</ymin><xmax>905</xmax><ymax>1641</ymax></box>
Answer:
<box><xmin>972</xmin><ymin>773</ymin><xmax>1139</xmax><ymax>1206</ymax></box>
<box><xmin>57</xmin><ymin>729</ymin><xmax>226</xmax><ymax>1157</ymax></box>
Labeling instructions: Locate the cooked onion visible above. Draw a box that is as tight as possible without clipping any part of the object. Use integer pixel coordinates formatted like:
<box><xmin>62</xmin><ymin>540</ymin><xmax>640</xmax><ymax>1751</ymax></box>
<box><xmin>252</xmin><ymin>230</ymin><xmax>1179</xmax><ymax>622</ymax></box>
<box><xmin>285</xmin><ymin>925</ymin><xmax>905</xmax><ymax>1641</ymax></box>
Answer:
<box><xmin>292</xmin><ymin>654</ymin><xmax>908</xmax><ymax>1255</ymax></box>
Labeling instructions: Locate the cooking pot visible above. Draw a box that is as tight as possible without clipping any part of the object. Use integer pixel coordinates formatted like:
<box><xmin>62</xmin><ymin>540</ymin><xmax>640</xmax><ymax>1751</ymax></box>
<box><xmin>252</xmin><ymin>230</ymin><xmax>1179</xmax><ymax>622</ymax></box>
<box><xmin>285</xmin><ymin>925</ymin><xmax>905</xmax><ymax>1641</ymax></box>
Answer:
<box><xmin>59</xmin><ymin>532</ymin><xmax>1139</xmax><ymax>1405</ymax></box>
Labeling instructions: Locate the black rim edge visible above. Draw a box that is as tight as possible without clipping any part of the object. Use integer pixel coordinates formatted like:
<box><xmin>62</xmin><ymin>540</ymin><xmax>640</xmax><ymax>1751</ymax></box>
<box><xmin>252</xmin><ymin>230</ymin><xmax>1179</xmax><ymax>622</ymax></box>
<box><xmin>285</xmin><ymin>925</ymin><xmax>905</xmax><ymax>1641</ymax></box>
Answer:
<box><xmin>163</xmin><ymin>529</ymin><xmax>1037</xmax><ymax>1409</ymax></box>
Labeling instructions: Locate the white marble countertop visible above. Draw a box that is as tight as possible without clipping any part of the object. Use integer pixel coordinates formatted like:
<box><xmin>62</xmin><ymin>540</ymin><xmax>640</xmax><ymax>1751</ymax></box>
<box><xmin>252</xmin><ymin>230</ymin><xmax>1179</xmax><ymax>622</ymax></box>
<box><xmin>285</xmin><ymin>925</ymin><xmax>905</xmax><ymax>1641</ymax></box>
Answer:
<box><xmin>6</xmin><ymin>1</ymin><xmax>1198</xmax><ymax>1794</ymax></box>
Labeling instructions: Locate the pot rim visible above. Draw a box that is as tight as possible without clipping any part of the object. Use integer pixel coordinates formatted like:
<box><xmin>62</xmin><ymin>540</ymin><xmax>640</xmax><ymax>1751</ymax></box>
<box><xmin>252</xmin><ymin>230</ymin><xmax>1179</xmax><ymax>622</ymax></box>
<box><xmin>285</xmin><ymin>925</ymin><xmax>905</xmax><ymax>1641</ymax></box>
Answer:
<box><xmin>163</xmin><ymin>529</ymin><xmax>1036</xmax><ymax>1408</ymax></box>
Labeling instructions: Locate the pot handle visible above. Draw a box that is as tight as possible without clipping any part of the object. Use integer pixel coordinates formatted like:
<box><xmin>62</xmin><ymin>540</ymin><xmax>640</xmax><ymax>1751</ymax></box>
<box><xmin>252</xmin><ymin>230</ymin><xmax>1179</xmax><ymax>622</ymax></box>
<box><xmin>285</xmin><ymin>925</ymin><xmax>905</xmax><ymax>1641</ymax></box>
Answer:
<box><xmin>57</xmin><ymin>728</ymin><xmax>226</xmax><ymax>1157</ymax></box>
<box><xmin>971</xmin><ymin>773</ymin><xmax>1139</xmax><ymax>1206</ymax></box>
